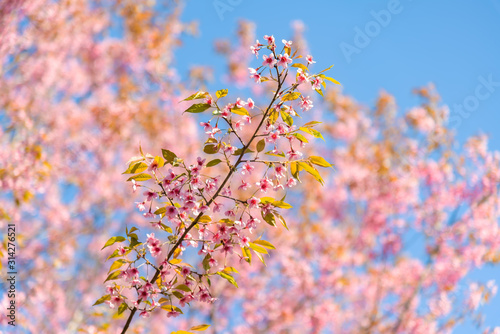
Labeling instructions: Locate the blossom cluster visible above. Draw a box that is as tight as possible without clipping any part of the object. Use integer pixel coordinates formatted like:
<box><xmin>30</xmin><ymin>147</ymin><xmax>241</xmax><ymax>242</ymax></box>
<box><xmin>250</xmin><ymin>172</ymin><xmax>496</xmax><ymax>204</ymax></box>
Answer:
<box><xmin>98</xmin><ymin>35</ymin><xmax>337</xmax><ymax>331</ymax></box>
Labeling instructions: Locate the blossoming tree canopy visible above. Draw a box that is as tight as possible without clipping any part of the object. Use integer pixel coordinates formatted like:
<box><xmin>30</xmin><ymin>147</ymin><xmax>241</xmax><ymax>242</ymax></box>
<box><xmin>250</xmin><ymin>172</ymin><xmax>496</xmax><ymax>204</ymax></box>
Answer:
<box><xmin>2</xmin><ymin>1</ymin><xmax>500</xmax><ymax>333</ymax></box>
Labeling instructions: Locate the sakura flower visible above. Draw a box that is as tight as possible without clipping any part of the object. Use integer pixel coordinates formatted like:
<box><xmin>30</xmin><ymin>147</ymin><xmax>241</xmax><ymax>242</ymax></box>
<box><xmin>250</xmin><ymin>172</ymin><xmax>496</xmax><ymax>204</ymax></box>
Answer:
<box><xmin>282</xmin><ymin>39</ymin><xmax>293</xmax><ymax>48</ymax></box>
<box><xmin>247</xmin><ymin>98</ymin><xmax>255</xmax><ymax>109</ymax></box>
<box><xmin>286</xmin><ymin>177</ymin><xmax>298</xmax><ymax>188</ymax></box>
<box><xmin>148</xmin><ymin>159</ymin><xmax>159</xmax><ymax>172</ymax></box>
<box><xmin>136</xmin><ymin>201</ymin><xmax>146</xmax><ymax>212</ymax></box>
<box><xmin>262</xmin><ymin>54</ymin><xmax>277</xmax><ymax>68</ymax></box>
<box><xmin>296</xmin><ymin>69</ymin><xmax>309</xmax><ymax>84</ymax></box>
<box><xmin>139</xmin><ymin>310</ymin><xmax>151</xmax><ymax>318</ymax></box>
<box><xmin>241</xmin><ymin>162</ymin><xmax>255</xmax><ymax>175</ymax></box>
<box><xmin>239</xmin><ymin>180</ymin><xmax>251</xmax><ymax>190</ymax></box>
<box><xmin>166</xmin><ymin>310</ymin><xmax>180</xmax><ymax>318</ymax></box>
<box><xmin>180</xmin><ymin>266</ymin><xmax>191</xmax><ymax>277</ymax></box>
<box><xmin>266</xmin><ymin>131</ymin><xmax>279</xmax><ymax>144</ymax></box>
<box><xmin>143</xmin><ymin>210</ymin><xmax>155</xmax><ymax>218</ymax></box>
<box><xmin>239</xmin><ymin>235</ymin><xmax>251</xmax><ymax>247</ymax></box>
<box><xmin>311</xmin><ymin>76</ymin><xmax>323</xmax><ymax>90</ymax></box>
<box><xmin>248</xmin><ymin>68</ymin><xmax>261</xmax><ymax>83</ymax></box>
<box><xmin>131</xmin><ymin>180</ymin><xmax>137</xmax><ymax>192</ymax></box>
<box><xmin>196</xmin><ymin>157</ymin><xmax>206</xmax><ymax>167</ymax></box>
<box><xmin>200</xmin><ymin>121</ymin><xmax>211</xmax><ymax>131</ymax></box>
<box><xmin>235</xmin><ymin>97</ymin><xmax>246</xmax><ymax>108</ymax></box>
<box><xmin>247</xmin><ymin>196</ymin><xmax>261</xmax><ymax>209</ymax></box>
<box><xmin>106</xmin><ymin>295</ymin><xmax>123</xmax><ymax>309</ymax></box>
<box><xmin>264</xmin><ymin>34</ymin><xmax>275</xmax><ymax>45</ymax></box>
<box><xmin>277</xmin><ymin>53</ymin><xmax>293</xmax><ymax>68</ymax></box>
<box><xmin>204</xmin><ymin>96</ymin><xmax>214</xmax><ymax>106</ymax></box>
<box><xmin>306</xmin><ymin>54</ymin><xmax>316</xmax><ymax>64</ymax></box>
<box><xmin>250</xmin><ymin>40</ymin><xmax>263</xmax><ymax>57</ymax></box>
<box><xmin>299</xmin><ymin>96</ymin><xmax>314</xmax><ymax>111</ymax></box>
<box><xmin>274</xmin><ymin>164</ymin><xmax>286</xmax><ymax>178</ymax></box>
<box><xmin>143</xmin><ymin>190</ymin><xmax>158</xmax><ymax>201</ymax></box>
<box><xmin>117</xmin><ymin>246</ymin><xmax>127</xmax><ymax>256</ymax></box>
<box><xmin>286</xmin><ymin>149</ymin><xmax>303</xmax><ymax>161</ymax></box>
<box><xmin>256</xmin><ymin>178</ymin><xmax>273</xmax><ymax>193</ymax></box>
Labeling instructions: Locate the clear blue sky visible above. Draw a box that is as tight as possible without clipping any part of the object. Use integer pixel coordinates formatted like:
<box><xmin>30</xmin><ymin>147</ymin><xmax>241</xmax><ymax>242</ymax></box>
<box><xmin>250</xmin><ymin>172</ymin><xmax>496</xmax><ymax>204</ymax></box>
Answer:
<box><xmin>175</xmin><ymin>1</ymin><xmax>500</xmax><ymax>332</ymax></box>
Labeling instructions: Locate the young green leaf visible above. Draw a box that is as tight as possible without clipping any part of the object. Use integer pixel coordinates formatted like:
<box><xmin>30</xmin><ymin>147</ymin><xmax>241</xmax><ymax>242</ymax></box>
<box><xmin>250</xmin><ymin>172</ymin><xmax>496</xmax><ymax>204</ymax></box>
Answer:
<box><xmin>216</xmin><ymin>89</ymin><xmax>228</xmax><ymax>98</ymax></box>
<box><xmin>126</xmin><ymin>173</ymin><xmax>152</xmax><ymax>182</ymax></box>
<box><xmin>217</xmin><ymin>271</ymin><xmax>238</xmax><ymax>288</ymax></box>
<box><xmin>256</xmin><ymin>139</ymin><xmax>266</xmax><ymax>152</ymax></box>
<box><xmin>310</xmin><ymin>156</ymin><xmax>333</xmax><ymax>168</ymax></box>
<box><xmin>162</xmin><ymin>149</ymin><xmax>177</xmax><ymax>164</ymax></box>
<box><xmin>184</xmin><ymin>103</ymin><xmax>211</xmax><ymax>114</ymax></box>
<box><xmin>182</xmin><ymin>91</ymin><xmax>208</xmax><ymax>101</ymax></box>
<box><xmin>102</xmin><ymin>236</ymin><xmax>126</xmax><ymax>250</ymax></box>
<box><xmin>206</xmin><ymin>159</ymin><xmax>222</xmax><ymax>167</ymax></box>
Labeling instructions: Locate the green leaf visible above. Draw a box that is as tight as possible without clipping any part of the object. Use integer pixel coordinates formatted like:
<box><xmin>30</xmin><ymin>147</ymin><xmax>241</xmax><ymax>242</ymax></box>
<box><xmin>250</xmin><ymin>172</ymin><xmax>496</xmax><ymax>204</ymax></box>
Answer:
<box><xmin>315</xmin><ymin>89</ymin><xmax>324</xmax><ymax>97</ymax></box>
<box><xmin>302</xmin><ymin>121</ymin><xmax>322</xmax><ymax>127</ymax></box>
<box><xmin>216</xmin><ymin>89</ymin><xmax>228</xmax><ymax>98</ymax></box>
<box><xmin>321</xmin><ymin>75</ymin><xmax>341</xmax><ymax>85</ymax></box>
<box><xmin>199</xmin><ymin>215</ymin><xmax>212</xmax><ymax>223</ymax></box>
<box><xmin>117</xmin><ymin>302</ymin><xmax>128</xmax><ymax>315</ymax></box>
<box><xmin>122</xmin><ymin>162</ymin><xmax>148</xmax><ymax>174</ymax></box>
<box><xmin>265</xmin><ymin>151</ymin><xmax>285</xmax><ymax>158</ymax></box>
<box><xmin>171</xmin><ymin>331</ymin><xmax>192</xmax><ymax>334</ymax></box>
<box><xmin>254</xmin><ymin>250</ymin><xmax>266</xmax><ymax>265</ymax></box>
<box><xmin>281</xmin><ymin>92</ymin><xmax>301</xmax><ymax>101</ymax></box>
<box><xmin>249</xmin><ymin>242</ymin><xmax>269</xmax><ymax>254</ymax></box>
<box><xmin>292</xmin><ymin>133</ymin><xmax>308</xmax><ymax>143</ymax></box>
<box><xmin>272</xmin><ymin>201</ymin><xmax>292</xmax><ymax>209</ymax></box>
<box><xmin>162</xmin><ymin>149</ymin><xmax>177</xmax><ymax>164</ymax></box>
<box><xmin>93</xmin><ymin>294</ymin><xmax>111</xmax><ymax>306</ymax></box>
<box><xmin>102</xmin><ymin>236</ymin><xmax>126</xmax><ymax>250</ymax></box>
<box><xmin>253</xmin><ymin>240</ymin><xmax>276</xmax><ymax>250</ymax></box>
<box><xmin>175</xmin><ymin>284</ymin><xmax>192</xmax><ymax>292</ymax></box>
<box><xmin>108</xmin><ymin>259</ymin><xmax>126</xmax><ymax>273</ymax></box>
<box><xmin>154</xmin><ymin>207</ymin><xmax>167</xmax><ymax>215</ymax></box>
<box><xmin>259</xmin><ymin>197</ymin><xmax>292</xmax><ymax>209</ymax></box>
<box><xmin>318</xmin><ymin>64</ymin><xmax>334</xmax><ymax>74</ymax></box>
<box><xmin>182</xmin><ymin>91</ymin><xmax>208</xmax><ymax>101</ymax></box>
<box><xmin>126</xmin><ymin>173</ymin><xmax>152</xmax><ymax>182</ymax></box>
<box><xmin>310</xmin><ymin>156</ymin><xmax>333</xmax><ymax>168</ymax></box>
<box><xmin>290</xmin><ymin>161</ymin><xmax>300</xmax><ymax>179</ymax></box>
<box><xmin>281</xmin><ymin>110</ymin><xmax>293</xmax><ymax>126</ymax></box>
<box><xmin>242</xmin><ymin>247</ymin><xmax>252</xmax><ymax>264</ymax></box>
<box><xmin>206</xmin><ymin>159</ymin><xmax>222</xmax><ymax>167</ymax></box>
<box><xmin>292</xmin><ymin>63</ymin><xmax>309</xmax><ymax>72</ymax></box>
<box><xmin>262</xmin><ymin>212</ymin><xmax>276</xmax><ymax>227</ymax></box>
<box><xmin>104</xmin><ymin>270</ymin><xmax>121</xmax><ymax>282</ymax></box>
<box><xmin>217</xmin><ymin>271</ymin><xmax>238</xmax><ymax>288</ymax></box>
<box><xmin>298</xmin><ymin>161</ymin><xmax>324</xmax><ymax>185</ymax></box>
<box><xmin>106</xmin><ymin>249</ymin><xmax>120</xmax><ymax>261</ymax></box>
<box><xmin>222</xmin><ymin>266</ymin><xmax>239</xmax><ymax>273</ymax></box>
<box><xmin>231</xmin><ymin>107</ymin><xmax>250</xmax><ymax>116</ymax></box>
<box><xmin>185</xmin><ymin>103</ymin><xmax>211</xmax><ymax>114</ymax></box>
<box><xmin>191</xmin><ymin>324</ymin><xmax>211</xmax><ymax>331</ymax></box>
<box><xmin>162</xmin><ymin>305</ymin><xmax>184</xmax><ymax>313</ymax></box>
<box><xmin>256</xmin><ymin>139</ymin><xmax>266</xmax><ymax>153</ymax></box>
<box><xmin>299</xmin><ymin>127</ymin><xmax>324</xmax><ymax>140</ymax></box>
<box><xmin>203</xmin><ymin>144</ymin><xmax>219</xmax><ymax>154</ymax></box>
<box><xmin>233</xmin><ymin>147</ymin><xmax>254</xmax><ymax>156</ymax></box>
<box><xmin>275</xmin><ymin>212</ymin><xmax>289</xmax><ymax>230</ymax></box>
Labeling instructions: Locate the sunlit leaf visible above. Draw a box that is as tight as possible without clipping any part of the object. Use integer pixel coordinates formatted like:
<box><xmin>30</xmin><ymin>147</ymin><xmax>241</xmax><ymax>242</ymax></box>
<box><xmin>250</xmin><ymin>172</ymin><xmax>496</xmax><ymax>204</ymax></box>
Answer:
<box><xmin>185</xmin><ymin>103</ymin><xmax>211</xmax><ymax>114</ymax></box>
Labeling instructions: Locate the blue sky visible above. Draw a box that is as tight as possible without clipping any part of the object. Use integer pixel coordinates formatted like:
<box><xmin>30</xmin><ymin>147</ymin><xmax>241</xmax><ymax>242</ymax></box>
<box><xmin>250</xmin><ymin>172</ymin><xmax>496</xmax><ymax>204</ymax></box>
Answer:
<box><xmin>174</xmin><ymin>0</ymin><xmax>500</xmax><ymax>332</ymax></box>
